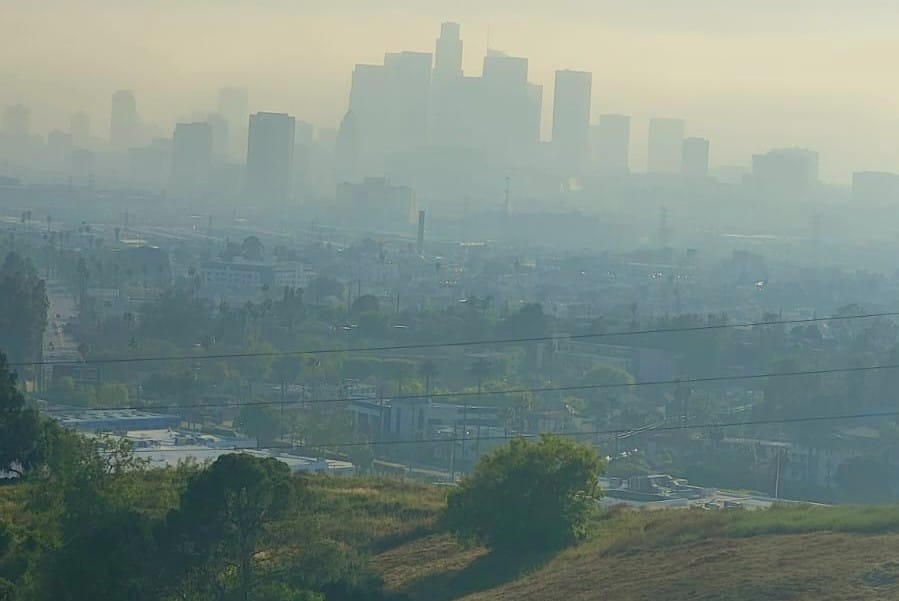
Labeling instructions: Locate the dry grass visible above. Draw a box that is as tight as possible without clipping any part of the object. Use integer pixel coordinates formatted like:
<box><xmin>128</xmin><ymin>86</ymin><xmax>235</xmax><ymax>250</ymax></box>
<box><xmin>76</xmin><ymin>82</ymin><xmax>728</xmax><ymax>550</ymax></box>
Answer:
<box><xmin>372</xmin><ymin>503</ymin><xmax>899</xmax><ymax>601</ymax></box>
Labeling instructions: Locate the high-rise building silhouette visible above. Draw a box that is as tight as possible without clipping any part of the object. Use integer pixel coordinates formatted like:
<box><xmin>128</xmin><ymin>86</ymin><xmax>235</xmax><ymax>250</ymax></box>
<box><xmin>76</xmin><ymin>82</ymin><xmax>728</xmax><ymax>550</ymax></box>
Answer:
<box><xmin>429</xmin><ymin>23</ymin><xmax>475</xmax><ymax>149</ymax></box>
<box><xmin>2</xmin><ymin>104</ymin><xmax>30</xmax><ymax>138</ymax></box>
<box><xmin>852</xmin><ymin>171</ymin><xmax>899</xmax><ymax>205</ymax></box>
<box><xmin>591</xmin><ymin>114</ymin><xmax>630</xmax><ymax>175</ymax></box>
<box><xmin>433</xmin><ymin>22</ymin><xmax>463</xmax><ymax>84</ymax></box>
<box><xmin>110</xmin><ymin>90</ymin><xmax>139</xmax><ymax>150</ymax></box>
<box><xmin>349</xmin><ymin>51</ymin><xmax>432</xmax><ymax>173</ymax></box>
<box><xmin>205</xmin><ymin>113</ymin><xmax>229</xmax><ymax>159</ymax></box>
<box><xmin>482</xmin><ymin>51</ymin><xmax>533</xmax><ymax>157</ymax></box>
<box><xmin>69</xmin><ymin>111</ymin><xmax>91</xmax><ymax>147</ymax></box>
<box><xmin>246</xmin><ymin>112</ymin><xmax>295</xmax><ymax>205</ymax></box>
<box><xmin>0</xmin><ymin>104</ymin><xmax>31</xmax><ymax>138</ymax></box>
<box><xmin>647</xmin><ymin>117</ymin><xmax>685</xmax><ymax>173</ymax></box>
<box><xmin>384</xmin><ymin>51</ymin><xmax>432</xmax><ymax>153</ymax></box>
<box><xmin>171</xmin><ymin>121</ymin><xmax>213</xmax><ymax>198</ymax></box>
<box><xmin>552</xmin><ymin>69</ymin><xmax>592</xmax><ymax>173</ymax></box>
<box><xmin>681</xmin><ymin>137</ymin><xmax>710</xmax><ymax>177</ymax></box>
<box><xmin>218</xmin><ymin>86</ymin><xmax>249</xmax><ymax>161</ymax></box>
<box><xmin>751</xmin><ymin>148</ymin><xmax>818</xmax><ymax>195</ymax></box>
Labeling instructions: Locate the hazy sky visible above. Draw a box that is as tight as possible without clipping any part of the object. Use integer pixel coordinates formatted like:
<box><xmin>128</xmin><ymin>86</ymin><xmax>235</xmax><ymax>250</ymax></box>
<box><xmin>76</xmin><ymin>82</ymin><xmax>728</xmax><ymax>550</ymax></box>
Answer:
<box><xmin>4</xmin><ymin>0</ymin><xmax>899</xmax><ymax>181</ymax></box>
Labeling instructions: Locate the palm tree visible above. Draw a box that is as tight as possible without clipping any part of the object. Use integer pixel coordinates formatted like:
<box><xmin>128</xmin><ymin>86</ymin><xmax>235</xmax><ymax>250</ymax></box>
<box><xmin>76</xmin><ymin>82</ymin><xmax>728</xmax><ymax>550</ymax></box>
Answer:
<box><xmin>419</xmin><ymin>359</ymin><xmax>438</xmax><ymax>397</ymax></box>
<box><xmin>467</xmin><ymin>357</ymin><xmax>493</xmax><ymax>396</ymax></box>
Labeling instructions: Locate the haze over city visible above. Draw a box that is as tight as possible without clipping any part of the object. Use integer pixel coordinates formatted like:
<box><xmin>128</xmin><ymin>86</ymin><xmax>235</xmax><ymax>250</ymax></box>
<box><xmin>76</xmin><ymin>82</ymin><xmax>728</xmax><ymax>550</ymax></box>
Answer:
<box><xmin>6</xmin><ymin>0</ymin><xmax>899</xmax><ymax>180</ymax></box>
<box><xmin>7</xmin><ymin>4</ymin><xmax>899</xmax><ymax>600</ymax></box>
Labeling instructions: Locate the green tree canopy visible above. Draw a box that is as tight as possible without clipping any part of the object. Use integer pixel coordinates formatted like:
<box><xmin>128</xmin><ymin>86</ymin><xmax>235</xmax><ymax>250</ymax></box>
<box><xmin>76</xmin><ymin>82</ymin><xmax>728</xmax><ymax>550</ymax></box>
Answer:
<box><xmin>0</xmin><ymin>351</ymin><xmax>43</xmax><ymax>476</ymax></box>
<box><xmin>0</xmin><ymin>252</ymin><xmax>48</xmax><ymax>366</ymax></box>
<box><xmin>444</xmin><ymin>435</ymin><xmax>604</xmax><ymax>553</ymax></box>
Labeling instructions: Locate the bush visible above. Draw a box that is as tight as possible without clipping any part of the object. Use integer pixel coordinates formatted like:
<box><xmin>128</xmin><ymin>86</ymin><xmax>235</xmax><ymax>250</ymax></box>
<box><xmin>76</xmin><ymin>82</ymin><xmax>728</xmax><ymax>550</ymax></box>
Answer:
<box><xmin>444</xmin><ymin>435</ymin><xmax>605</xmax><ymax>553</ymax></box>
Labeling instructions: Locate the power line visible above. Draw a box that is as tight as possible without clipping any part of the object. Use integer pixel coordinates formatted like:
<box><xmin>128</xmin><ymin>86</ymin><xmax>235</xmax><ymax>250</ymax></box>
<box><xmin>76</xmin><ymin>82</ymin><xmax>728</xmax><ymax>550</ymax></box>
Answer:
<box><xmin>124</xmin><ymin>408</ymin><xmax>899</xmax><ymax>454</ymax></box>
<box><xmin>15</xmin><ymin>310</ymin><xmax>899</xmax><ymax>369</ymax></box>
<box><xmin>44</xmin><ymin>361</ymin><xmax>899</xmax><ymax>414</ymax></box>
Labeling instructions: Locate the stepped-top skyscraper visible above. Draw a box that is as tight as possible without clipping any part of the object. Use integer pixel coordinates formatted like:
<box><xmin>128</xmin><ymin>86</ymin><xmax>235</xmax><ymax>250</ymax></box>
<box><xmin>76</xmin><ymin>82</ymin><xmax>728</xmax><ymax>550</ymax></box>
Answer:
<box><xmin>433</xmin><ymin>22</ymin><xmax>462</xmax><ymax>84</ymax></box>
<box><xmin>110</xmin><ymin>90</ymin><xmax>139</xmax><ymax>150</ymax></box>
<box><xmin>647</xmin><ymin>117</ymin><xmax>685</xmax><ymax>174</ymax></box>
<box><xmin>246</xmin><ymin>112</ymin><xmax>295</xmax><ymax>205</ymax></box>
<box><xmin>552</xmin><ymin>69</ymin><xmax>592</xmax><ymax>174</ymax></box>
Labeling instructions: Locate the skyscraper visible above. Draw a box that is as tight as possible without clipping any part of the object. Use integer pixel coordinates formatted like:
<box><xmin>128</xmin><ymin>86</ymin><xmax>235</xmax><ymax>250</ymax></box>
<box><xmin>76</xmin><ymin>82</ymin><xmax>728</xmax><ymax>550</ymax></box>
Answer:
<box><xmin>246</xmin><ymin>112</ymin><xmax>295</xmax><ymax>205</ymax></box>
<box><xmin>429</xmin><ymin>23</ymin><xmax>474</xmax><ymax>150</ymax></box>
<box><xmin>171</xmin><ymin>121</ymin><xmax>213</xmax><ymax>198</ymax></box>
<box><xmin>481</xmin><ymin>52</ymin><xmax>532</xmax><ymax>157</ymax></box>
<box><xmin>647</xmin><ymin>117</ymin><xmax>685</xmax><ymax>173</ymax></box>
<box><xmin>218</xmin><ymin>86</ymin><xmax>249</xmax><ymax>161</ymax></box>
<box><xmin>205</xmin><ymin>113</ymin><xmax>229</xmax><ymax>159</ymax></box>
<box><xmin>69</xmin><ymin>111</ymin><xmax>91</xmax><ymax>147</ymax></box>
<box><xmin>681</xmin><ymin>137</ymin><xmax>710</xmax><ymax>177</ymax></box>
<box><xmin>349</xmin><ymin>51</ymin><xmax>432</xmax><ymax>173</ymax></box>
<box><xmin>591</xmin><ymin>114</ymin><xmax>630</xmax><ymax>175</ymax></box>
<box><xmin>433</xmin><ymin>22</ymin><xmax>463</xmax><ymax>84</ymax></box>
<box><xmin>552</xmin><ymin>69</ymin><xmax>592</xmax><ymax>173</ymax></box>
<box><xmin>384</xmin><ymin>51</ymin><xmax>432</xmax><ymax>153</ymax></box>
<box><xmin>2</xmin><ymin>104</ymin><xmax>30</xmax><ymax>137</ymax></box>
<box><xmin>751</xmin><ymin>148</ymin><xmax>819</xmax><ymax>195</ymax></box>
<box><xmin>110</xmin><ymin>90</ymin><xmax>139</xmax><ymax>150</ymax></box>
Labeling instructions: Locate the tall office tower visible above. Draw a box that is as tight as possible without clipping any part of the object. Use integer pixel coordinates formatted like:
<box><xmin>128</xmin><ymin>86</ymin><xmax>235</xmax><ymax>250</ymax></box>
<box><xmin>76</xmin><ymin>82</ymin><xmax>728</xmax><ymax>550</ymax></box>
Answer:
<box><xmin>481</xmin><ymin>52</ymin><xmax>532</xmax><ymax>156</ymax></box>
<box><xmin>751</xmin><ymin>148</ymin><xmax>819</xmax><ymax>196</ymax></box>
<box><xmin>647</xmin><ymin>117</ymin><xmax>685</xmax><ymax>173</ymax></box>
<box><xmin>349</xmin><ymin>63</ymin><xmax>387</xmax><ymax>172</ymax></box>
<box><xmin>170</xmin><ymin>122</ymin><xmax>213</xmax><ymax>197</ymax></box>
<box><xmin>591</xmin><ymin>114</ymin><xmax>631</xmax><ymax>175</ymax></box>
<box><xmin>349</xmin><ymin>52</ymin><xmax>432</xmax><ymax>172</ymax></box>
<box><xmin>552</xmin><ymin>69</ymin><xmax>592</xmax><ymax>173</ymax></box>
<box><xmin>2</xmin><ymin>104</ymin><xmax>30</xmax><ymax>137</ymax></box>
<box><xmin>218</xmin><ymin>86</ymin><xmax>249</xmax><ymax>161</ymax></box>
<box><xmin>110</xmin><ymin>90</ymin><xmax>139</xmax><ymax>150</ymax></box>
<box><xmin>434</xmin><ymin>22</ymin><xmax>463</xmax><ymax>84</ymax></box>
<box><xmin>69</xmin><ymin>111</ymin><xmax>91</xmax><ymax>147</ymax></box>
<box><xmin>205</xmin><ymin>113</ymin><xmax>229</xmax><ymax>158</ymax></box>
<box><xmin>384</xmin><ymin>51</ymin><xmax>432</xmax><ymax>153</ymax></box>
<box><xmin>429</xmin><ymin>22</ymin><xmax>466</xmax><ymax>147</ymax></box>
<box><xmin>246</xmin><ymin>112</ymin><xmax>295</xmax><ymax>205</ymax></box>
<box><xmin>681</xmin><ymin>137</ymin><xmax>710</xmax><ymax>177</ymax></box>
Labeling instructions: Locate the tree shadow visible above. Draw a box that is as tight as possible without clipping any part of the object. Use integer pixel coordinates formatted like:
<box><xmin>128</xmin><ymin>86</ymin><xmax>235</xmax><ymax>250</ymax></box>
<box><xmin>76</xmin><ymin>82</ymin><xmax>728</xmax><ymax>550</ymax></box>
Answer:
<box><xmin>399</xmin><ymin>547</ymin><xmax>556</xmax><ymax>601</ymax></box>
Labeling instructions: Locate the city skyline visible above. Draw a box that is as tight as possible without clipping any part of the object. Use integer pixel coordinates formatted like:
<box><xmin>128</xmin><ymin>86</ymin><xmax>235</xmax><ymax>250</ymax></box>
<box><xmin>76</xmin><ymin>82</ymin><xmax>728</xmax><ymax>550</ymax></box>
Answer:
<box><xmin>5</xmin><ymin>2</ymin><xmax>899</xmax><ymax>181</ymax></box>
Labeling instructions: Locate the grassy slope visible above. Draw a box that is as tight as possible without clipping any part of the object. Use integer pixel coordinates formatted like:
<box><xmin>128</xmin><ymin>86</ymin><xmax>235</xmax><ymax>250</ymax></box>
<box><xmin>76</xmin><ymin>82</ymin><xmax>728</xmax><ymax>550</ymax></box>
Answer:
<box><xmin>6</xmin><ymin>475</ymin><xmax>899</xmax><ymax>600</ymax></box>
<box><xmin>375</xmin><ymin>504</ymin><xmax>899</xmax><ymax>601</ymax></box>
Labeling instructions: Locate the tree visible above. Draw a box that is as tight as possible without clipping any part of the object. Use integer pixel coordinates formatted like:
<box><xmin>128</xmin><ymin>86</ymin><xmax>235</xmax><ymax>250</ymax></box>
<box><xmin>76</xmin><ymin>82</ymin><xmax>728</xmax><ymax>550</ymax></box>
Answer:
<box><xmin>161</xmin><ymin>454</ymin><xmax>296</xmax><ymax>601</ymax></box>
<box><xmin>0</xmin><ymin>252</ymin><xmax>49</xmax><ymax>366</ymax></box>
<box><xmin>350</xmin><ymin>294</ymin><xmax>379</xmax><ymax>315</ymax></box>
<box><xmin>237</xmin><ymin>405</ymin><xmax>283</xmax><ymax>447</ymax></box>
<box><xmin>241</xmin><ymin>236</ymin><xmax>265</xmax><ymax>261</ymax></box>
<box><xmin>444</xmin><ymin>435</ymin><xmax>604</xmax><ymax>553</ymax></box>
<box><xmin>0</xmin><ymin>351</ymin><xmax>43</xmax><ymax>476</ymax></box>
<box><xmin>581</xmin><ymin>364</ymin><xmax>635</xmax><ymax>418</ymax></box>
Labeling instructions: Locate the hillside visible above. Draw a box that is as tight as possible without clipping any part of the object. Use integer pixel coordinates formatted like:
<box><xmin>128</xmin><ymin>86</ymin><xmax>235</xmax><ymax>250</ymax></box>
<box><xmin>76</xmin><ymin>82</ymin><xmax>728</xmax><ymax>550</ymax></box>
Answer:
<box><xmin>374</xmin><ymin>504</ymin><xmax>899</xmax><ymax>601</ymax></box>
